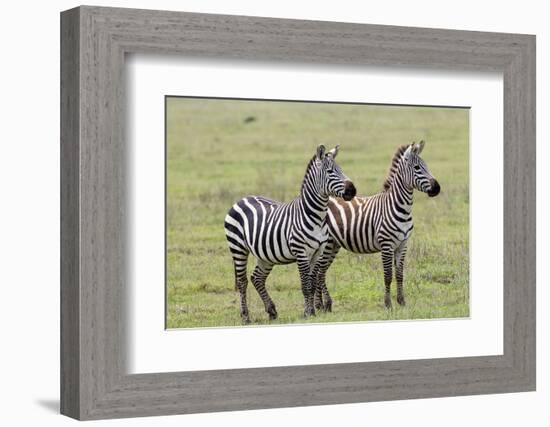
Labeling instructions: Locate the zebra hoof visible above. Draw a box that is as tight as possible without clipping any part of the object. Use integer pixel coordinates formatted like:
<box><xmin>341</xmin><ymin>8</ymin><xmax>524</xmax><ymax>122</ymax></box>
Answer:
<box><xmin>304</xmin><ymin>307</ymin><xmax>316</xmax><ymax>318</ymax></box>
<box><xmin>384</xmin><ymin>296</ymin><xmax>393</xmax><ymax>310</ymax></box>
<box><xmin>324</xmin><ymin>301</ymin><xmax>332</xmax><ymax>312</ymax></box>
<box><xmin>397</xmin><ymin>295</ymin><xmax>406</xmax><ymax>306</ymax></box>
<box><xmin>241</xmin><ymin>316</ymin><xmax>251</xmax><ymax>324</ymax></box>
<box><xmin>267</xmin><ymin>304</ymin><xmax>278</xmax><ymax>320</ymax></box>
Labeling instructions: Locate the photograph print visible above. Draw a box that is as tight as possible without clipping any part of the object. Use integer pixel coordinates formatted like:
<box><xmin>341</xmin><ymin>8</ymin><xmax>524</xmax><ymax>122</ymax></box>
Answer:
<box><xmin>166</xmin><ymin>96</ymin><xmax>469</xmax><ymax>328</ymax></box>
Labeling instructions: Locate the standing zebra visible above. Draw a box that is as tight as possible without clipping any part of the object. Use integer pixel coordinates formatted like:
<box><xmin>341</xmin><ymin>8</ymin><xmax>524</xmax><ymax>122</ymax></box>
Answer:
<box><xmin>314</xmin><ymin>141</ymin><xmax>440</xmax><ymax>311</ymax></box>
<box><xmin>224</xmin><ymin>145</ymin><xmax>356</xmax><ymax>322</ymax></box>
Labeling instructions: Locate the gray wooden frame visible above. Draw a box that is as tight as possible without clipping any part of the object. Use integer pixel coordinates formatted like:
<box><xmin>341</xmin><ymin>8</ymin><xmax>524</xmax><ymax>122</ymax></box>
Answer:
<box><xmin>60</xmin><ymin>5</ymin><xmax>536</xmax><ymax>421</ymax></box>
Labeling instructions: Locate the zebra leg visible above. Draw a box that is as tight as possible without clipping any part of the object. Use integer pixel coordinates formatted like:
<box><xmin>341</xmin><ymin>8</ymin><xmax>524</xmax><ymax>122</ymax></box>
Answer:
<box><xmin>231</xmin><ymin>253</ymin><xmax>250</xmax><ymax>323</ymax></box>
<box><xmin>312</xmin><ymin>250</ymin><xmax>327</xmax><ymax>311</ymax></box>
<box><xmin>251</xmin><ymin>260</ymin><xmax>277</xmax><ymax>320</ymax></box>
<box><xmin>395</xmin><ymin>241</ymin><xmax>408</xmax><ymax>306</ymax></box>
<box><xmin>314</xmin><ymin>242</ymin><xmax>340</xmax><ymax>312</ymax></box>
<box><xmin>312</xmin><ymin>264</ymin><xmax>324</xmax><ymax>311</ymax></box>
<box><xmin>297</xmin><ymin>257</ymin><xmax>316</xmax><ymax>317</ymax></box>
<box><xmin>381</xmin><ymin>246</ymin><xmax>394</xmax><ymax>309</ymax></box>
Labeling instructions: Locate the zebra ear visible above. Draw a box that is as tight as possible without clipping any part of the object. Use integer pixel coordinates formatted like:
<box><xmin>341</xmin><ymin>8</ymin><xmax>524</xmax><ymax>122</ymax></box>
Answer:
<box><xmin>403</xmin><ymin>145</ymin><xmax>414</xmax><ymax>160</ymax></box>
<box><xmin>327</xmin><ymin>145</ymin><xmax>340</xmax><ymax>159</ymax></box>
<box><xmin>316</xmin><ymin>145</ymin><xmax>326</xmax><ymax>160</ymax></box>
<box><xmin>417</xmin><ymin>140</ymin><xmax>426</xmax><ymax>154</ymax></box>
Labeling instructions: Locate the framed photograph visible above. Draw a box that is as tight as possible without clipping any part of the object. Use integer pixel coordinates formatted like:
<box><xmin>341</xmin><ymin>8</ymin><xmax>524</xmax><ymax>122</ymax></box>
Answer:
<box><xmin>61</xmin><ymin>6</ymin><xmax>535</xmax><ymax>420</ymax></box>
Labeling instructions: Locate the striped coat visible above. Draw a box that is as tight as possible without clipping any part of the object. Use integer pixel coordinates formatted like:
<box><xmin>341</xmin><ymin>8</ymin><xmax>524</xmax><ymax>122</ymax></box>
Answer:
<box><xmin>313</xmin><ymin>141</ymin><xmax>440</xmax><ymax>310</ymax></box>
<box><xmin>224</xmin><ymin>145</ymin><xmax>356</xmax><ymax>322</ymax></box>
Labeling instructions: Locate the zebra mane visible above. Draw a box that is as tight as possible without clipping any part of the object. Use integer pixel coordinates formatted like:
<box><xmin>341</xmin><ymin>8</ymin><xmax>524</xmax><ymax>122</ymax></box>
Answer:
<box><xmin>300</xmin><ymin>155</ymin><xmax>318</xmax><ymax>193</ymax></box>
<box><xmin>382</xmin><ymin>144</ymin><xmax>410</xmax><ymax>191</ymax></box>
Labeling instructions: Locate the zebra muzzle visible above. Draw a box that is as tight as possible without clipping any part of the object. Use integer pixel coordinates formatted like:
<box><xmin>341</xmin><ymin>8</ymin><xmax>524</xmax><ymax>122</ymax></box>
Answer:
<box><xmin>342</xmin><ymin>180</ymin><xmax>357</xmax><ymax>201</ymax></box>
<box><xmin>428</xmin><ymin>179</ymin><xmax>440</xmax><ymax>197</ymax></box>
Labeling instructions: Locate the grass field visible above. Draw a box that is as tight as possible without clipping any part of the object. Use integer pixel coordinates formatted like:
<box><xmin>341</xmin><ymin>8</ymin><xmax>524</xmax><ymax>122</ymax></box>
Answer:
<box><xmin>166</xmin><ymin>97</ymin><xmax>469</xmax><ymax>329</ymax></box>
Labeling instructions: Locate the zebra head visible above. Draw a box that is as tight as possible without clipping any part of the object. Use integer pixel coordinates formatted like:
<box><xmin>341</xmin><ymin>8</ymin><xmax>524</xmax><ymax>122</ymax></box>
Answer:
<box><xmin>402</xmin><ymin>141</ymin><xmax>440</xmax><ymax>197</ymax></box>
<box><xmin>314</xmin><ymin>145</ymin><xmax>356</xmax><ymax>201</ymax></box>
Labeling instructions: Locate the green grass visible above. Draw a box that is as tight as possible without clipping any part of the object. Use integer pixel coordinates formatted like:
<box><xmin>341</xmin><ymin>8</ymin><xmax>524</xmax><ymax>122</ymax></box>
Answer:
<box><xmin>166</xmin><ymin>97</ymin><xmax>469</xmax><ymax>328</ymax></box>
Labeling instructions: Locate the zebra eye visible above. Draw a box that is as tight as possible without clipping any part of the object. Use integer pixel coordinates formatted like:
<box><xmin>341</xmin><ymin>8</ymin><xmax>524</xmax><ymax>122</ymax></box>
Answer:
<box><xmin>413</xmin><ymin>165</ymin><xmax>421</xmax><ymax>171</ymax></box>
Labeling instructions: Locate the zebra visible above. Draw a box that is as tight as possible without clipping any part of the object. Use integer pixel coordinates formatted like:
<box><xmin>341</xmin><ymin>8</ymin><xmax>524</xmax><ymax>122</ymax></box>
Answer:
<box><xmin>224</xmin><ymin>145</ymin><xmax>357</xmax><ymax>322</ymax></box>
<box><xmin>313</xmin><ymin>141</ymin><xmax>440</xmax><ymax>311</ymax></box>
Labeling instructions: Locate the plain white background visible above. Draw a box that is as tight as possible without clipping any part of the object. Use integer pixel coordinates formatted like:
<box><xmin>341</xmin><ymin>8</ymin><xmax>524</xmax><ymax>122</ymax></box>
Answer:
<box><xmin>0</xmin><ymin>0</ymin><xmax>546</xmax><ymax>425</ymax></box>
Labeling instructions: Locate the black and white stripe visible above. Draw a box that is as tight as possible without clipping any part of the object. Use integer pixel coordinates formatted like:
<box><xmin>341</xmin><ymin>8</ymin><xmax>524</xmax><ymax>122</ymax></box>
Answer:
<box><xmin>224</xmin><ymin>145</ymin><xmax>356</xmax><ymax>322</ymax></box>
<box><xmin>314</xmin><ymin>141</ymin><xmax>440</xmax><ymax>310</ymax></box>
